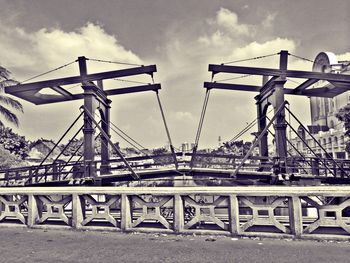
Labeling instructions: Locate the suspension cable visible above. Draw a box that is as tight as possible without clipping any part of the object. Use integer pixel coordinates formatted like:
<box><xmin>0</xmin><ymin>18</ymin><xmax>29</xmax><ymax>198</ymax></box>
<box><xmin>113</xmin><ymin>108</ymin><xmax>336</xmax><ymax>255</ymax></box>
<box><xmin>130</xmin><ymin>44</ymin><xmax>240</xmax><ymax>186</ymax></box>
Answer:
<box><xmin>221</xmin><ymin>53</ymin><xmax>278</xmax><ymax>65</ymax></box>
<box><xmin>86</xmin><ymin>57</ymin><xmax>142</xmax><ymax>67</ymax></box>
<box><xmin>288</xmin><ymin>53</ymin><xmax>333</xmax><ymax>68</ymax></box>
<box><xmin>284</xmin><ymin>121</ymin><xmax>336</xmax><ymax>177</ymax></box>
<box><xmin>227</xmin><ymin>108</ymin><xmax>274</xmax><ymax>145</ymax></box>
<box><xmin>285</xmin><ymin>106</ymin><xmax>347</xmax><ymax>176</ymax></box>
<box><xmin>94</xmin><ymin>111</ymin><xmax>186</xmax><ymax>176</ymax></box>
<box><xmin>231</xmin><ymin>101</ymin><xmax>288</xmax><ymax>177</ymax></box>
<box><xmin>82</xmin><ymin>106</ymin><xmax>140</xmax><ymax>180</ymax></box>
<box><xmin>266</xmin><ymin>118</ymin><xmax>310</xmax><ymax>174</ymax></box>
<box><xmin>20</xmin><ymin>60</ymin><xmax>77</xmax><ymax>84</ymax></box>
<box><xmin>215</xmin><ymin>74</ymin><xmax>251</xmax><ymax>82</ymax></box>
<box><xmin>155</xmin><ymin>90</ymin><xmax>179</xmax><ymax>169</ymax></box>
<box><xmin>190</xmin><ymin>88</ymin><xmax>211</xmax><ymax>168</ymax></box>
<box><xmin>109</xmin><ymin>123</ymin><xmax>147</xmax><ymax>153</ymax></box>
<box><xmin>94</xmin><ymin>113</ymin><xmax>148</xmax><ymax>155</ymax></box>
<box><xmin>288</xmin><ymin>53</ymin><xmax>315</xmax><ymax>64</ymax></box>
<box><xmin>195</xmin><ymin>89</ymin><xmax>211</xmax><ymax>147</ymax></box>
<box><xmin>114</xmin><ymin>78</ymin><xmax>151</xmax><ymax>85</ymax></box>
<box><xmin>33</xmin><ymin>110</ymin><xmax>84</xmax><ymax>174</ymax></box>
<box><xmin>95</xmin><ymin>113</ymin><xmax>187</xmax><ymax>177</ymax></box>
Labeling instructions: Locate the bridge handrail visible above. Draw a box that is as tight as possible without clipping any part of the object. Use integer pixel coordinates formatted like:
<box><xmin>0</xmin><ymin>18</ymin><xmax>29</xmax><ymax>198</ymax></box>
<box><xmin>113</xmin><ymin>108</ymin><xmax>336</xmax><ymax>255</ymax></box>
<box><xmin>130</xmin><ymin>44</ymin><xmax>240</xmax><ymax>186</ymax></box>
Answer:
<box><xmin>1</xmin><ymin>185</ymin><xmax>350</xmax><ymax>240</ymax></box>
<box><xmin>1</xmin><ymin>185</ymin><xmax>350</xmax><ymax>195</ymax></box>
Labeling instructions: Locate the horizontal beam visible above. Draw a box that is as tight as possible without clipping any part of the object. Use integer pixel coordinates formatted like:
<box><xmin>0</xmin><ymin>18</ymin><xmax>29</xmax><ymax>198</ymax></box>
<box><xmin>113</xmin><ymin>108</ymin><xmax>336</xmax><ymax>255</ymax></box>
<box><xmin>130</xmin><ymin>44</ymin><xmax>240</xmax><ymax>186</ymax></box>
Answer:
<box><xmin>105</xmin><ymin>83</ymin><xmax>161</xmax><ymax>96</ymax></box>
<box><xmin>300</xmin><ymin>87</ymin><xmax>348</xmax><ymax>98</ymax></box>
<box><xmin>204</xmin><ymin>82</ymin><xmax>260</xmax><ymax>92</ymax></box>
<box><xmin>51</xmin><ymin>86</ymin><xmax>74</xmax><ymax>98</ymax></box>
<box><xmin>5</xmin><ymin>65</ymin><xmax>157</xmax><ymax>94</ymax></box>
<box><xmin>291</xmin><ymin>79</ymin><xmax>319</xmax><ymax>94</ymax></box>
<box><xmin>24</xmin><ymin>84</ymin><xmax>161</xmax><ymax>105</ymax></box>
<box><xmin>208</xmin><ymin>64</ymin><xmax>350</xmax><ymax>83</ymax></box>
<box><xmin>203</xmin><ymin>82</ymin><xmax>343</xmax><ymax>98</ymax></box>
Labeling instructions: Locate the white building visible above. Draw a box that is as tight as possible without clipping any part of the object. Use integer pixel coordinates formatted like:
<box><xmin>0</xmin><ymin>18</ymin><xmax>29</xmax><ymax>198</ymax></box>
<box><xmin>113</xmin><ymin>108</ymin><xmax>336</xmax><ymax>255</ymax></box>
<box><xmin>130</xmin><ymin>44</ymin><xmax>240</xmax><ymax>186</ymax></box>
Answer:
<box><xmin>290</xmin><ymin>52</ymin><xmax>350</xmax><ymax>159</ymax></box>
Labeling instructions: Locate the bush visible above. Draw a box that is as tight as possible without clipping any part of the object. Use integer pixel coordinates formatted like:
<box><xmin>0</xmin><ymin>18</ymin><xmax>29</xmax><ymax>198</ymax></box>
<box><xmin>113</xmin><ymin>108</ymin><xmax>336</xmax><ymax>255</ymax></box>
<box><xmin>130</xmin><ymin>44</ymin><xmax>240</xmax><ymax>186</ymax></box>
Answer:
<box><xmin>0</xmin><ymin>145</ymin><xmax>26</xmax><ymax>169</ymax></box>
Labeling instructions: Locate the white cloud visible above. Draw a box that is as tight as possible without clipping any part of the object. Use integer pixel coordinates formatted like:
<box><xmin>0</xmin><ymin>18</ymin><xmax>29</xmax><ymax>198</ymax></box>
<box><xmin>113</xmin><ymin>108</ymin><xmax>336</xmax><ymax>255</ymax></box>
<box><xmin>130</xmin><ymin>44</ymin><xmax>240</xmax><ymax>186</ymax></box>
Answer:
<box><xmin>262</xmin><ymin>13</ymin><xmax>277</xmax><ymax>29</ymax></box>
<box><xmin>338</xmin><ymin>52</ymin><xmax>350</xmax><ymax>61</ymax></box>
<box><xmin>1</xmin><ymin>7</ymin><xmax>335</xmax><ymax>148</ymax></box>
<box><xmin>0</xmin><ymin>22</ymin><xmax>154</xmax><ymax>146</ymax></box>
<box><xmin>157</xmin><ymin>8</ymin><xmax>312</xmax><ymax>147</ymax></box>
<box><xmin>173</xmin><ymin>111</ymin><xmax>194</xmax><ymax>121</ymax></box>
<box><xmin>0</xmin><ymin>23</ymin><xmax>142</xmax><ymax>80</ymax></box>
<box><xmin>215</xmin><ymin>8</ymin><xmax>252</xmax><ymax>37</ymax></box>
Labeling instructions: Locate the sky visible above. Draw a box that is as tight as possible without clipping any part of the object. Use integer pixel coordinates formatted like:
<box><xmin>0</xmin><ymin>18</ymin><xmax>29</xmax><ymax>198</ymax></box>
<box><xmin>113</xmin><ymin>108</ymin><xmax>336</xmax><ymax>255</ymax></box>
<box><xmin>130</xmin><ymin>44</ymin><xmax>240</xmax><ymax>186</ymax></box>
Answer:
<box><xmin>0</xmin><ymin>0</ymin><xmax>349</xmax><ymax>149</ymax></box>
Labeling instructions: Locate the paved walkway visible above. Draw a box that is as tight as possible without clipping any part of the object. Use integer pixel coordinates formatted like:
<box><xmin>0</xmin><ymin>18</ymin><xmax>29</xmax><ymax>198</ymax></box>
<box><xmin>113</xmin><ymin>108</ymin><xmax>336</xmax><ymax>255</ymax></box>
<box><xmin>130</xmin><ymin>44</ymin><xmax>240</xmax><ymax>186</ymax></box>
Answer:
<box><xmin>0</xmin><ymin>228</ymin><xmax>350</xmax><ymax>263</ymax></box>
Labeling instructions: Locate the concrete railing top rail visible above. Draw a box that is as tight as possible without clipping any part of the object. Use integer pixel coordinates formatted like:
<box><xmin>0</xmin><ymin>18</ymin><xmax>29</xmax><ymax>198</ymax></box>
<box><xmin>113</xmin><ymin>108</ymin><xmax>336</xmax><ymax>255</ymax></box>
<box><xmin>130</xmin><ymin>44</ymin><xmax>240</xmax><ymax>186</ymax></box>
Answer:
<box><xmin>1</xmin><ymin>186</ymin><xmax>350</xmax><ymax>196</ymax></box>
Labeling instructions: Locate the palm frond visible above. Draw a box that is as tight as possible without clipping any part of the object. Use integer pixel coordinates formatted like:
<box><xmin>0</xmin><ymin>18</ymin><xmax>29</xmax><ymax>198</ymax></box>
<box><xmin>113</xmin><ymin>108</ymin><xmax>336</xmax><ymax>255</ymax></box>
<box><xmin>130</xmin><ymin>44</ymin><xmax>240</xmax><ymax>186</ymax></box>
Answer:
<box><xmin>0</xmin><ymin>79</ymin><xmax>19</xmax><ymax>91</ymax></box>
<box><xmin>0</xmin><ymin>66</ymin><xmax>11</xmax><ymax>80</ymax></box>
<box><xmin>0</xmin><ymin>105</ymin><xmax>19</xmax><ymax>126</ymax></box>
<box><xmin>0</xmin><ymin>95</ymin><xmax>23</xmax><ymax>112</ymax></box>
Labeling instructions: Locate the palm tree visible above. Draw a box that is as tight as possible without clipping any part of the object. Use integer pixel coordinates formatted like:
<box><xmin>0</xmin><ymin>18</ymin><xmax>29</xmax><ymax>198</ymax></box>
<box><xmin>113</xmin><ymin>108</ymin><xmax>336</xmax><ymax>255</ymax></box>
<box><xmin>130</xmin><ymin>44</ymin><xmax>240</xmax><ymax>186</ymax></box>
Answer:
<box><xmin>0</xmin><ymin>66</ymin><xmax>23</xmax><ymax>127</ymax></box>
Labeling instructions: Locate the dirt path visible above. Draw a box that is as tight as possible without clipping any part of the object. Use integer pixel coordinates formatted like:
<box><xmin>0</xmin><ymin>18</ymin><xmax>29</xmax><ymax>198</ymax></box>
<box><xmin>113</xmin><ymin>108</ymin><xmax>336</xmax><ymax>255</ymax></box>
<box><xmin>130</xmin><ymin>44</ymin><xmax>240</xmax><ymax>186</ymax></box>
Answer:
<box><xmin>0</xmin><ymin>228</ymin><xmax>350</xmax><ymax>263</ymax></box>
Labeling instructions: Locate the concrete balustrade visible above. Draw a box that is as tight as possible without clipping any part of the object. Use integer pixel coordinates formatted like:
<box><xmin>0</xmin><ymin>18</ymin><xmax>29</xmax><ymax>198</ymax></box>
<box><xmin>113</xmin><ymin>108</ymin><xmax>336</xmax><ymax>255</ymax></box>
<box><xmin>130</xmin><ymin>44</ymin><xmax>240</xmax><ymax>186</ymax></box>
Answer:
<box><xmin>1</xmin><ymin>186</ymin><xmax>350</xmax><ymax>240</ymax></box>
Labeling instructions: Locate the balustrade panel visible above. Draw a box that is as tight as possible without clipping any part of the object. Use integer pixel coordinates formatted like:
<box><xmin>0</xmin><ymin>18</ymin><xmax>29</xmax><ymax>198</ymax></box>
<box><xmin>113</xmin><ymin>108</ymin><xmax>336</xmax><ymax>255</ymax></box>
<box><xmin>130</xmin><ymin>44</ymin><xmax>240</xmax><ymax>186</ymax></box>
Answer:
<box><xmin>0</xmin><ymin>187</ymin><xmax>349</xmax><ymax>240</ymax></box>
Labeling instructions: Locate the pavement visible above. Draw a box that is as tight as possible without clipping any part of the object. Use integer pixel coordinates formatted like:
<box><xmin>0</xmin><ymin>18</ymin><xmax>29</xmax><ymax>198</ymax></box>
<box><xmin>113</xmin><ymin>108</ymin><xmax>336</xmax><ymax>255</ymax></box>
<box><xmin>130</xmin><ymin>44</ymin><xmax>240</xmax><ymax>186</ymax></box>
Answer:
<box><xmin>0</xmin><ymin>227</ymin><xmax>350</xmax><ymax>263</ymax></box>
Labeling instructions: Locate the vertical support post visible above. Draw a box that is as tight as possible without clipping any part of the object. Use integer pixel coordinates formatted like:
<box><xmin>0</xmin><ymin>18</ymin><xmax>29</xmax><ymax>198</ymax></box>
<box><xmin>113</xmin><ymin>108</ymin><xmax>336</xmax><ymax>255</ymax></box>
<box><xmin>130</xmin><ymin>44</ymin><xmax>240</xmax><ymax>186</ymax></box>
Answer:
<box><xmin>229</xmin><ymin>194</ymin><xmax>240</xmax><ymax>235</ymax></box>
<box><xmin>52</xmin><ymin>163</ymin><xmax>58</xmax><ymax>181</ymax></box>
<box><xmin>173</xmin><ymin>194</ymin><xmax>184</xmax><ymax>233</ymax></box>
<box><xmin>121</xmin><ymin>194</ymin><xmax>131</xmax><ymax>231</ymax></box>
<box><xmin>72</xmin><ymin>193</ymin><xmax>84</xmax><ymax>229</ymax></box>
<box><xmin>274</xmin><ymin>50</ymin><xmax>288</xmax><ymax>159</ymax></box>
<box><xmin>79</xmin><ymin>56</ymin><xmax>97</xmax><ymax>179</ymax></box>
<box><xmin>256</xmin><ymin>102</ymin><xmax>269</xmax><ymax>158</ymax></box>
<box><xmin>289</xmin><ymin>196</ymin><xmax>303</xmax><ymax>237</ymax></box>
<box><xmin>99</xmin><ymin>79</ymin><xmax>112</xmax><ymax>175</ymax></box>
<box><xmin>28</xmin><ymin>194</ymin><xmax>39</xmax><ymax>227</ymax></box>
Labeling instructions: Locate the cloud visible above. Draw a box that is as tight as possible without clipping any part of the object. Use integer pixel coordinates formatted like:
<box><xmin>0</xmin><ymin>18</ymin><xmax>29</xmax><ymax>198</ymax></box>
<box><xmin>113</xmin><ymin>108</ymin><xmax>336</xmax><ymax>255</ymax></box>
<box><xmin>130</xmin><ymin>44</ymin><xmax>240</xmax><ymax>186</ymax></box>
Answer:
<box><xmin>215</xmin><ymin>8</ymin><xmax>252</xmax><ymax>37</ymax></box>
<box><xmin>0</xmin><ymin>23</ymin><xmax>142</xmax><ymax>80</ymax></box>
<box><xmin>156</xmin><ymin>8</ymin><xmax>321</xmax><ymax>147</ymax></box>
<box><xmin>262</xmin><ymin>13</ymin><xmax>277</xmax><ymax>29</ymax></box>
<box><xmin>338</xmin><ymin>52</ymin><xmax>350</xmax><ymax>61</ymax></box>
<box><xmin>1</xmin><ymin>7</ymin><xmax>340</xmax><ymax>149</ymax></box>
<box><xmin>0</xmin><ymin>22</ymin><xmax>154</xmax><ymax>146</ymax></box>
<box><xmin>173</xmin><ymin>111</ymin><xmax>194</xmax><ymax>121</ymax></box>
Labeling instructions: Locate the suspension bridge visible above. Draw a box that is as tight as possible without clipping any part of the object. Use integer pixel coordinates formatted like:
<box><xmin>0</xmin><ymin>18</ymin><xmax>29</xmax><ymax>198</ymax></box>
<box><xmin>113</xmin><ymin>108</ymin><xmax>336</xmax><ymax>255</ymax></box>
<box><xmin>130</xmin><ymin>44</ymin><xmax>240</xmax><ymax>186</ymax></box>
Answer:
<box><xmin>1</xmin><ymin>51</ymin><xmax>350</xmax><ymax>187</ymax></box>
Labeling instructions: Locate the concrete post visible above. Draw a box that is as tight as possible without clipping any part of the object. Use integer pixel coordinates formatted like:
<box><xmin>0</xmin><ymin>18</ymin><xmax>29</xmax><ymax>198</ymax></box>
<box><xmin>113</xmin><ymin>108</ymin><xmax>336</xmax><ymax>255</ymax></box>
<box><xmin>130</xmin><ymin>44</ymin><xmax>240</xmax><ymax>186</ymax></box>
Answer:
<box><xmin>274</xmin><ymin>50</ymin><xmax>288</xmax><ymax>159</ymax></box>
<box><xmin>79</xmin><ymin>56</ymin><xmax>97</xmax><ymax>179</ymax></box>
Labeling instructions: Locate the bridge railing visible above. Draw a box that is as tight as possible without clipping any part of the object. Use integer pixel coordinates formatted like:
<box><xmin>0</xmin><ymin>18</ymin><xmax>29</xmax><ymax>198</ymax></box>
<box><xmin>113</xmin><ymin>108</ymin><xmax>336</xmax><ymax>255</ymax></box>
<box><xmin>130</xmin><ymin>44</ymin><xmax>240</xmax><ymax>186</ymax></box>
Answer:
<box><xmin>0</xmin><ymin>153</ymin><xmax>181</xmax><ymax>186</ymax></box>
<box><xmin>185</xmin><ymin>152</ymin><xmax>350</xmax><ymax>178</ymax></box>
<box><xmin>0</xmin><ymin>161</ymin><xmax>84</xmax><ymax>186</ymax></box>
<box><xmin>1</xmin><ymin>186</ymin><xmax>350</xmax><ymax>240</ymax></box>
<box><xmin>2</xmin><ymin>152</ymin><xmax>350</xmax><ymax>186</ymax></box>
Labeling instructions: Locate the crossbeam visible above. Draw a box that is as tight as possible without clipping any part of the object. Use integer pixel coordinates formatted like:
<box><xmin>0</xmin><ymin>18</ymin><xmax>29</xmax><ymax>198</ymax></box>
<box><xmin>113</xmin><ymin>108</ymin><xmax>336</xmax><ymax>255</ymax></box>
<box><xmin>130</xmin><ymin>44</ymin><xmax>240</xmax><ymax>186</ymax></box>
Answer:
<box><xmin>293</xmin><ymin>79</ymin><xmax>319</xmax><ymax>94</ymax></box>
<box><xmin>209</xmin><ymin>64</ymin><xmax>350</xmax><ymax>83</ymax></box>
<box><xmin>204</xmin><ymin>82</ymin><xmax>259</xmax><ymax>92</ymax></box>
<box><xmin>5</xmin><ymin>65</ymin><xmax>157</xmax><ymax>94</ymax></box>
<box><xmin>204</xmin><ymin>82</ymin><xmax>346</xmax><ymax>99</ymax></box>
<box><xmin>11</xmin><ymin>84</ymin><xmax>161</xmax><ymax>105</ymax></box>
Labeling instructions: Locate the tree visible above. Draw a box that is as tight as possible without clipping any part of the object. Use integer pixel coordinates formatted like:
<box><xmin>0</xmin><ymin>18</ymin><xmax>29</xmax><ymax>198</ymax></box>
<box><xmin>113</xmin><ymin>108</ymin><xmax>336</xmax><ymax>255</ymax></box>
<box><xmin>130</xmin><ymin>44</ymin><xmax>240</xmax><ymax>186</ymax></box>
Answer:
<box><xmin>0</xmin><ymin>145</ymin><xmax>26</xmax><ymax>169</ymax></box>
<box><xmin>336</xmin><ymin>104</ymin><xmax>350</xmax><ymax>154</ymax></box>
<box><xmin>0</xmin><ymin>127</ymin><xmax>29</xmax><ymax>159</ymax></box>
<box><xmin>61</xmin><ymin>138</ymin><xmax>84</xmax><ymax>156</ymax></box>
<box><xmin>0</xmin><ymin>66</ymin><xmax>23</xmax><ymax>127</ymax></box>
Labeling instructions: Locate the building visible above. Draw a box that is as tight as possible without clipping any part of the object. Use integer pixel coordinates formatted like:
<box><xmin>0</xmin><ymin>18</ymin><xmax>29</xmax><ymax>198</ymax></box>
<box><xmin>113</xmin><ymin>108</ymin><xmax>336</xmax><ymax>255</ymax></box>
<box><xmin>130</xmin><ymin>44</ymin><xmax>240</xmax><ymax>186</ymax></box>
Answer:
<box><xmin>27</xmin><ymin>138</ymin><xmax>61</xmax><ymax>162</ymax></box>
<box><xmin>290</xmin><ymin>52</ymin><xmax>350</xmax><ymax>159</ymax></box>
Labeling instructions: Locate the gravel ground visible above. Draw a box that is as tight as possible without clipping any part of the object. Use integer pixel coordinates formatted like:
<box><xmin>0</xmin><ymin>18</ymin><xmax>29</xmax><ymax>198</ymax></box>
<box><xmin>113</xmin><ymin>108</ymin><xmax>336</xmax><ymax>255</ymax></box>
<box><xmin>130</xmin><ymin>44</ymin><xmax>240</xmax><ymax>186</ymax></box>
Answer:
<box><xmin>0</xmin><ymin>227</ymin><xmax>350</xmax><ymax>263</ymax></box>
